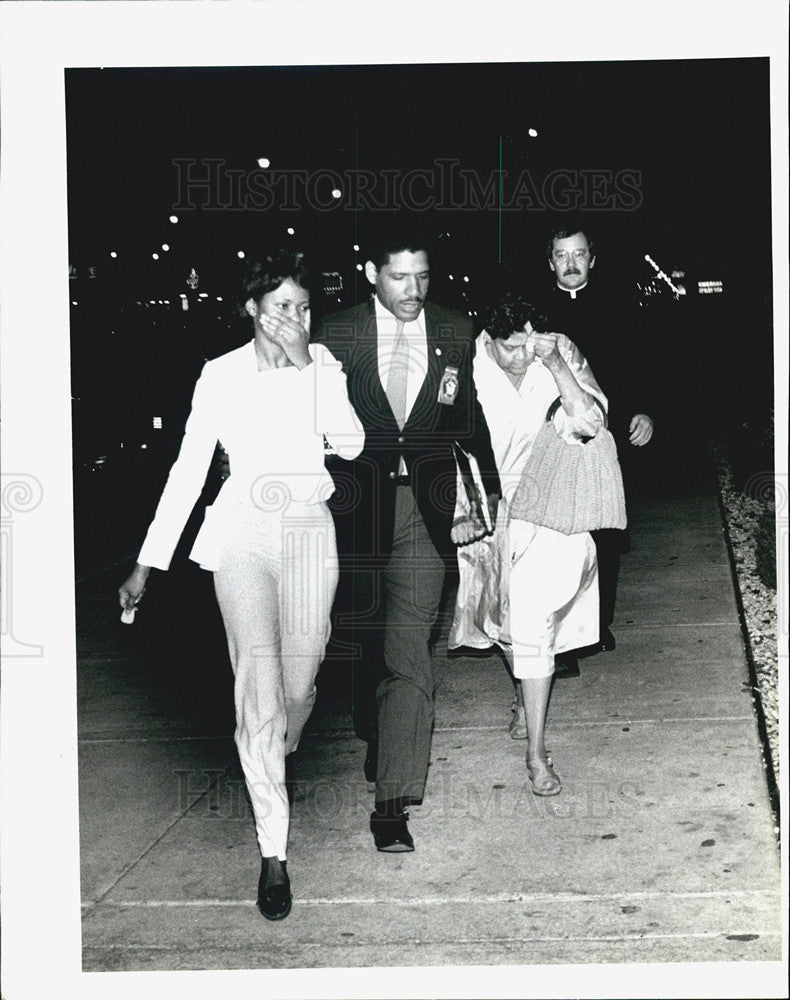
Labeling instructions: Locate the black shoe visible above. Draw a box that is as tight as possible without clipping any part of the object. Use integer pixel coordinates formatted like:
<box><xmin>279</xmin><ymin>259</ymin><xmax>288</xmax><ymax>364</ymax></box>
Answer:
<box><xmin>599</xmin><ymin>627</ymin><xmax>616</xmax><ymax>651</ymax></box>
<box><xmin>363</xmin><ymin>739</ymin><xmax>378</xmax><ymax>784</ymax></box>
<box><xmin>257</xmin><ymin>858</ymin><xmax>292</xmax><ymax>920</ymax></box>
<box><xmin>553</xmin><ymin>652</ymin><xmax>580</xmax><ymax>678</ymax></box>
<box><xmin>370</xmin><ymin>808</ymin><xmax>415</xmax><ymax>852</ymax></box>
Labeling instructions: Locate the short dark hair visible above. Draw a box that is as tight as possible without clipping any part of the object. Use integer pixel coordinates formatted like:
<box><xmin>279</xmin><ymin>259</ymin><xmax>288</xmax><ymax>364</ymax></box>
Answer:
<box><xmin>365</xmin><ymin>219</ymin><xmax>433</xmax><ymax>270</ymax></box>
<box><xmin>483</xmin><ymin>292</ymin><xmax>548</xmax><ymax>340</ymax></box>
<box><xmin>545</xmin><ymin>221</ymin><xmax>594</xmax><ymax>259</ymax></box>
<box><xmin>239</xmin><ymin>251</ymin><xmax>312</xmax><ymax>316</ymax></box>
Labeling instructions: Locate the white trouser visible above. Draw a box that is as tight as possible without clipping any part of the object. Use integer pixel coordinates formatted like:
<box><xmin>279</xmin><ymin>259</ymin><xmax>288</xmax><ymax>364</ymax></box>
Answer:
<box><xmin>213</xmin><ymin>500</ymin><xmax>338</xmax><ymax>861</ymax></box>
<box><xmin>508</xmin><ymin>520</ymin><xmax>599</xmax><ymax>679</ymax></box>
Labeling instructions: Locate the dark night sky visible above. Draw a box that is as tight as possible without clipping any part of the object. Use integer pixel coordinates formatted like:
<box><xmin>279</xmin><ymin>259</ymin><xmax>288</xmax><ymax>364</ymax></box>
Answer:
<box><xmin>65</xmin><ymin>58</ymin><xmax>772</xmax><ymax>300</ymax></box>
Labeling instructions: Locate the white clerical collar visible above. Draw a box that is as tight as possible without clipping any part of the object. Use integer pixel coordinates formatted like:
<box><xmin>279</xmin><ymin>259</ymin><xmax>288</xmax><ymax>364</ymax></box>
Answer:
<box><xmin>556</xmin><ymin>281</ymin><xmax>588</xmax><ymax>299</ymax></box>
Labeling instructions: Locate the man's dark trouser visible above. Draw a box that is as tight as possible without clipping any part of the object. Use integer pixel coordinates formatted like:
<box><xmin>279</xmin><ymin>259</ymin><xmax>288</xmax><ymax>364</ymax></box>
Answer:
<box><xmin>590</xmin><ymin>528</ymin><xmax>626</xmax><ymax>630</ymax></box>
<box><xmin>374</xmin><ymin>485</ymin><xmax>446</xmax><ymax>805</ymax></box>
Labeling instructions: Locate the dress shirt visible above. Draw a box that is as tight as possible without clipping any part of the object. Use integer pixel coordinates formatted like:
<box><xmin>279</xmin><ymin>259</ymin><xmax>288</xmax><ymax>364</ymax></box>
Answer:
<box><xmin>374</xmin><ymin>295</ymin><xmax>428</xmax><ymax>425</ymax></box>
<box><xmin>374</xmin><ymin>295</ymin><xmax>427</xmax><ymax>475</ymax></box>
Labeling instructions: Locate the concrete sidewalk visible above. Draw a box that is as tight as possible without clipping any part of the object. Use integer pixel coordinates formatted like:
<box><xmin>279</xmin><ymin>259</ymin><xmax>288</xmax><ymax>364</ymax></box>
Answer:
<box><xmin>76</xmin><ymin>480</ymin><xmax>782</xmax><ymax>974</ymax></box>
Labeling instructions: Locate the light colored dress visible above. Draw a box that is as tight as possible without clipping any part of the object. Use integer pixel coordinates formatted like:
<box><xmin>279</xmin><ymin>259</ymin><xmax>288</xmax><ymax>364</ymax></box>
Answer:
<box><xmin>472</xmin><ymin>330</ymin><xmax>607</xmax><ymax>678</ymax></box>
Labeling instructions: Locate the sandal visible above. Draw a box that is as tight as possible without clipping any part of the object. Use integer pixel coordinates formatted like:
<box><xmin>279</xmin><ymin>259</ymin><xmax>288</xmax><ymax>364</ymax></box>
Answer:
<box><xmin>526</xmin><ymin>754</ymin><xmax>561</xmax><ymax>796</ymax></box>
<box><xmin>508</xmin><ymin>697</ymin><xmax>527</xmax><ymax>740</ymax></box>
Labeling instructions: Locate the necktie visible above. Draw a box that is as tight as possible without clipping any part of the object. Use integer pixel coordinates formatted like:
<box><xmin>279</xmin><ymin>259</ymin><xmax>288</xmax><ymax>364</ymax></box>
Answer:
<box><xmin>386</xmin><ymin>320</ymin><xmax>409</xmax><ymax>429</ymax></box>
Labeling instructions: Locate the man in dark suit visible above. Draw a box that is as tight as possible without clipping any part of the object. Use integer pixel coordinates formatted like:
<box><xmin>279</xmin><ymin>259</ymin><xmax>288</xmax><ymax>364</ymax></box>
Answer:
<box><xmin>315</xmin><ymin>222</ymin><xmax>500</xmax><ymax>852</ymax></box>
<box><xmin>538</xmin><ymin>221</ymin><xmax>654</xmax><ymax>668</ymax></box>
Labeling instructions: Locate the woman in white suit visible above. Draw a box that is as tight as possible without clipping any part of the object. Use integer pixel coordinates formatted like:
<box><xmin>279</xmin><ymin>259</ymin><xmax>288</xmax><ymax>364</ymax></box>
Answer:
<box><xmin>119</xmin><ymin>252</ymin><xmax>364</xmax><ymax>920</ymax></box>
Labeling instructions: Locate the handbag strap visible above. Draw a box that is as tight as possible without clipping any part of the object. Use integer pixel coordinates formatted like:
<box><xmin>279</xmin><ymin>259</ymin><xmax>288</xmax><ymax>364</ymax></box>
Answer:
<box><xmin>545</xmin><ymin>395</ymin><xmax>608</xmax><ymax>428</ymax></box>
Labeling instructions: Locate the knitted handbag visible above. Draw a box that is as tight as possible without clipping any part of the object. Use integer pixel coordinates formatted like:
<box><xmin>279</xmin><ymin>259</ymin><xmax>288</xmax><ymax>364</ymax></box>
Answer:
<box><xmin>509</xmin><ymin>397</ymin><xmax>627</xmax><ymax>534</ymax></box>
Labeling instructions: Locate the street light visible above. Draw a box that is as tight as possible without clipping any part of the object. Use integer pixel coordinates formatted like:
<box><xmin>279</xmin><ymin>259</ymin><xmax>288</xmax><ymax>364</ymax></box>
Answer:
<box><xmin>169</xmin><ymin>215</ymin><xmax>179</xmax><ymax>224</ymax></box>
<box><xmin>257</xmin><ymin>157</ymin><xmax>270</xmax><ymax>169</ymax></box>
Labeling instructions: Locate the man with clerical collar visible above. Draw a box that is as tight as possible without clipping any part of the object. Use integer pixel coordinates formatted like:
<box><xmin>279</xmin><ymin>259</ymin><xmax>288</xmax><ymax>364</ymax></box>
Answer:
<box><xmin>539</xmin><ymin>221</ymin><xmax>655</xmax><ymax>666</ymax></box>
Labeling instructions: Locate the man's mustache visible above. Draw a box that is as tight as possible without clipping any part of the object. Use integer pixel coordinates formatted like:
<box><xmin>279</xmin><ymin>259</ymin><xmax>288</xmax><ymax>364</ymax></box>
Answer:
<box><xmin>563</xmin><ymin>268</ymin><xmax>581</xmax><ymax>276</ymax></box>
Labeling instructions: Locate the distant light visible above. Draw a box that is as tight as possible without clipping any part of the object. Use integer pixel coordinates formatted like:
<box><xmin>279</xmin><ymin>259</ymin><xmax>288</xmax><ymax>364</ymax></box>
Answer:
<box><xmin>148</xmin><ymin>299</ymin><xmax>156</xmax><ymax>304</ymax></box>
<box><xmin>109</xmin><ymin>251</ymin><xmax>117</xmax><ymax>259</ymax></box>
<box><xmin>152</xmin><ymin>253</ymin><xmax>159</xmax><ymax>260</ymax></box>
<box><xmin>141</xmin><ymin>444</ymin><xmax>148</xmax><ymax>449</ymax></box>
<box><xmin>216</xmin><ymin>296</ymin><xmax>223</xmax><ymax>302</ymax></box>
<box><xmin>71</xmin><ymin>301</ymin><xmax>78</xmax><ymax>306</ymax></box>
<box><xmin>169</xmin><ymin>215</ymin><xmax>179</xmax><ymax>224</ymax></box>
<box><xmin>152</xmin><ymin>417</ymin><xmax>163</xmax><ymax>429</ymax></box>
<box><xmin>287</xmin><ymin>227</ymin><xmax>295</xmax><ymax>236</ymax></box>
<box><xmin>448</xmin><ymin>274</ymin><xmax>454</xmax><ymax>281</ymax></box>
<box><xmin>161</xmin><ymin>244</ymin><xmax>170</xmax><ymax>252</ymax></box>
<box><xmin>528</xmin><ymin>128</ymin><xmax>539</xmax><ymax>138</ymax></box>
<box><xmin>353</xmin><ymin>244</ymin><xmax>360</xmax><ymax>252</ymax></box>
<box><xmin>331</xmin><ymin>188</ymin><xmax>342</xmax><ymax>199</ymax></box>
<box><xmin>463</xmin><ymin>275</ymin><xmax>470</xmax><ymax>283</ymax></box>
<box><xmin>237</xmin><ymin>250</ymin><xmax>246</xmax><ymax>259</ymax></box>
<box><xmin>356</xmin><ymin>263</ymin><xmax>363</xmax><ymax>271</ymax></box>
<box><xmin>257</xmin><ymin>157</ymin><xmax>270</xmax><ymax>169</ymax></box>
<box><xmin>198</xmin><ymin>292</ymin><xmax>208</xmax><ymax>298</ymax></box>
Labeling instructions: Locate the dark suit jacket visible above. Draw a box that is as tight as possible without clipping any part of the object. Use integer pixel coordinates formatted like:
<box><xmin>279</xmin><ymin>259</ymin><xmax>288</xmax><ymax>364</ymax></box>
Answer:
<box><xmin>314</xmin><ymin>299</ymin><xmax>500</xmax><ymax>565</ymax></box>
<box><xmin>538</xmin><ymin>283</ymin><xmax>655</xmax><ymax>443</ymax></box>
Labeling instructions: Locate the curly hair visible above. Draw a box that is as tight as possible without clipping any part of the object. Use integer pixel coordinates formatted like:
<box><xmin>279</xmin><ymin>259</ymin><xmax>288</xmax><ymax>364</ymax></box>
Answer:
<box><xmin>482</xmin><ymin>292</ymin><xmax>548</xmax><ymax>340</ymax></box>
<box><xmin>238</xmin><ymin>251</ymin><xmax>312</xmax><ymax>316</ymax></box>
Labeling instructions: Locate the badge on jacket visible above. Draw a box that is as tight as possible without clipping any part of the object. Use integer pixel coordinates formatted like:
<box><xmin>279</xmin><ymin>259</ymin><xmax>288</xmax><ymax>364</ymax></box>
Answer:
<box><xmin>437</xmin><ymin>366</ymin><xmax>459</xmax><ymax>405</ymax></box>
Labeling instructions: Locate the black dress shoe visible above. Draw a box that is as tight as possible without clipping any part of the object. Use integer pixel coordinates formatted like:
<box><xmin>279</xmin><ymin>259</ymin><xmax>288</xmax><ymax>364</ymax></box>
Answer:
<box><xmin>363</xmin><ymin>739</ymin><xmax>378</xmax><ymax>784</ymax></box>
<box><xmin>599</xmin><ymin>627</ymin><xmax>616</xmax><ymax>651</ymax></box>
<box><xmin>370</xmin><ymin>809</ymin><xmax>415</xmax><ymax>852</ymax></box>
<box><xmin>553</xmin><ymin>652</ymin><xmax>580</xmax><ymax>678</ymax></box>
<box><xmin>257</xmin><ymin>859</ymin><xmax>292</xmax><ymax>920</ymax></box>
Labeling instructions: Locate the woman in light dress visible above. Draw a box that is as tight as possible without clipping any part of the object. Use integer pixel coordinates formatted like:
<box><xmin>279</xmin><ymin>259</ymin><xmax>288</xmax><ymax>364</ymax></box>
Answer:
<box><xmin>453</xmin><ymin>292</ymin><xmax>606</xmax><ymax>795</ymax></box>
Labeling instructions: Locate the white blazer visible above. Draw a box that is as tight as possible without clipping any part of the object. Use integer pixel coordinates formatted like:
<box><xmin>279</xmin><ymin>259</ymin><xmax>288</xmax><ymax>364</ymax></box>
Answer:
<box><xmin>137</xmin><ymin>340</ymin><xmax>364</xmax><ymax>572</ymax></box>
